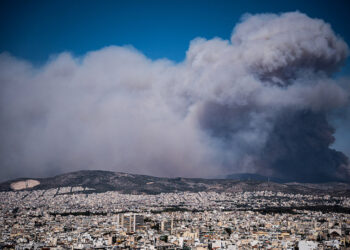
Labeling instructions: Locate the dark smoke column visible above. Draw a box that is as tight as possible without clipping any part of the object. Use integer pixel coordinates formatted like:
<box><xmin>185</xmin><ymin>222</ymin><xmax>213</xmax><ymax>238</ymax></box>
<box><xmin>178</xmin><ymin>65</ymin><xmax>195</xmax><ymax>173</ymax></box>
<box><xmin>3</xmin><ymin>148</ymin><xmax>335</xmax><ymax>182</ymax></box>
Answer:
<box><xmin>188</xmin><ymin>12</ymin><xmax>350</xmax><ymax>182</ymax></box>
<box><xmin>261</xmin><ymin>111</ymin><xmax>349</xmax><ymax>182</ymax></box>
<box><xmin>235</xmin><ymin>12</ymin><xmax>350</xmax><ymax>182</ymax></box>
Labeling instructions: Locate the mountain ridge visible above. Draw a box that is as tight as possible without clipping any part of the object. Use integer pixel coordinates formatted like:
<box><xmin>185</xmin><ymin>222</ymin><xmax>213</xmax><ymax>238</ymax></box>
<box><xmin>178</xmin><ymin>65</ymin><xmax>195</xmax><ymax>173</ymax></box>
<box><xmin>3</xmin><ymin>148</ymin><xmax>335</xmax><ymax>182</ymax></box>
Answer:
<box><xmin>1</xmin><ymin>170</ymin><xmax>350</xmax><ymax>196</ymax></box>
<box><xmin>223</xmin><ymin>173</ymin><xmax>289</xmax><ymax>183</ymax></box>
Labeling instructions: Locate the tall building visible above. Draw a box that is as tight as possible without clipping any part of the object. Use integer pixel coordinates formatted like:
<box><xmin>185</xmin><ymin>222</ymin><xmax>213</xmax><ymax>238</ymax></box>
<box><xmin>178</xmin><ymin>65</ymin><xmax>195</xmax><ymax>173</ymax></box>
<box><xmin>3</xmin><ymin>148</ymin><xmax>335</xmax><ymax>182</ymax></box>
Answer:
<box><xmin>119</xmin><ymin>213</ymin><xmax>144</xmax><ymax>232</ymax></box>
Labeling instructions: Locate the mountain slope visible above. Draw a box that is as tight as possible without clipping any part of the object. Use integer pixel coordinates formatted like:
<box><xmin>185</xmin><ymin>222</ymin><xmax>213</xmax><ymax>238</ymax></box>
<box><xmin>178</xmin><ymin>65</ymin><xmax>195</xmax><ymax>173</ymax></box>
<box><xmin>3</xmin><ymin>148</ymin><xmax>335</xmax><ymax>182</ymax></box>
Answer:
<box><xmin>224</xmin><ymin>173</ymin><xmax>288</xmax><ymax>183</ymax></box>
<box><xmin>1</xmin><ymin>170</ymin><xmax>350</xmax><ymax>196</ymax></box>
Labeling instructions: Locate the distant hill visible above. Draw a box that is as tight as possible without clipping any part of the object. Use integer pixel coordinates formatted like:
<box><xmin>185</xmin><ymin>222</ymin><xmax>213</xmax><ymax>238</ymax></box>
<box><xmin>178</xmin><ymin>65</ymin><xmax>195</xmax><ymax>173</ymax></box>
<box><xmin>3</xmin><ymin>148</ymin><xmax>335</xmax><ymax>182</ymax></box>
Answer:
<box><xmin>1</xmin><ymin>170</ymin><xmax>350</xmax><ymax>196</ymax></box>
<box><xmin>224</xmin><ymin>173</ymin><xmax>288</xmax><ymax>183</ymax></box>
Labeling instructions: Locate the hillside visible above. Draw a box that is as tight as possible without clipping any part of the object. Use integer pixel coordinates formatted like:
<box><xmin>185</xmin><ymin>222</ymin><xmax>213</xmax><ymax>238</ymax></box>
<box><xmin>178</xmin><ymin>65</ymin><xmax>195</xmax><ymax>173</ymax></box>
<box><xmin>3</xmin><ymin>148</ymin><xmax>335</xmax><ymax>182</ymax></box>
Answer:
<box><xmin>1</xmin><ymin>170</ymin><xmax>350</xmax><ymax>196</ymax></box>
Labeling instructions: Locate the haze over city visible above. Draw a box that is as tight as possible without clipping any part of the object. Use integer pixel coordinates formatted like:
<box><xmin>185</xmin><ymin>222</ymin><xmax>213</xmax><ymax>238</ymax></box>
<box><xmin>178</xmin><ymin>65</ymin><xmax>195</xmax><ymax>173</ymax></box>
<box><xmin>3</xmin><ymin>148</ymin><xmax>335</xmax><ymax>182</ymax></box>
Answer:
<box><xmin>1</xmin><ymin>0</ymin><xmax>350</xmax><ymax>183</ymax></box>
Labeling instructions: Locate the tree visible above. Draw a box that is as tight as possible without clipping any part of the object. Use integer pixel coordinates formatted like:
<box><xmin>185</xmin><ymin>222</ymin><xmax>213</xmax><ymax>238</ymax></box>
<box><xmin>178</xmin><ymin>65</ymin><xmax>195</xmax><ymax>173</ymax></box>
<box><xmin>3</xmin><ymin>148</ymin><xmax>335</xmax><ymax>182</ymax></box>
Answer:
<box><xmin>224</xmin><ymin>227</ymin><xmax>232</xmax><ymax>236</ymax></box>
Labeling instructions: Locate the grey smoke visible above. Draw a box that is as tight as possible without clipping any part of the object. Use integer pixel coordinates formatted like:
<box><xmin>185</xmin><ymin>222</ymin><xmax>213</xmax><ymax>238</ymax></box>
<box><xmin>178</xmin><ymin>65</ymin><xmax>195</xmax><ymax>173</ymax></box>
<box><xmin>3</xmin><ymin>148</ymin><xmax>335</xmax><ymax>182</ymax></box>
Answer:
<box><xmin>0</xmin><ymin>11</ymin><xmax>349</xmax><ymax>182</ymax></box>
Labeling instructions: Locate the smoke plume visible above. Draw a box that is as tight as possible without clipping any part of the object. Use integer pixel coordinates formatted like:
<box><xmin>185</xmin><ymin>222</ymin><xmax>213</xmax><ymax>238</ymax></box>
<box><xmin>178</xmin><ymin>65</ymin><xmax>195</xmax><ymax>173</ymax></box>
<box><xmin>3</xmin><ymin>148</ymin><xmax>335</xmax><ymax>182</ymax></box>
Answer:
<box><xmin>1</xmin><ymin>12</ymin><xmax>349</xmax><ymax>182</ymax></box>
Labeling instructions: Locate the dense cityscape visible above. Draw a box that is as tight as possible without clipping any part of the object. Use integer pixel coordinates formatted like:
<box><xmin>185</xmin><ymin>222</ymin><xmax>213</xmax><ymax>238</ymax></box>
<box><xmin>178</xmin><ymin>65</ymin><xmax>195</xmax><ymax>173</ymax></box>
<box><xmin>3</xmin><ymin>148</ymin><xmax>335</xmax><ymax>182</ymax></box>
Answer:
<box><xmin>1</xmin><ymin>186</ymin><xmax>350</xmax><ymax>249</ymax></box>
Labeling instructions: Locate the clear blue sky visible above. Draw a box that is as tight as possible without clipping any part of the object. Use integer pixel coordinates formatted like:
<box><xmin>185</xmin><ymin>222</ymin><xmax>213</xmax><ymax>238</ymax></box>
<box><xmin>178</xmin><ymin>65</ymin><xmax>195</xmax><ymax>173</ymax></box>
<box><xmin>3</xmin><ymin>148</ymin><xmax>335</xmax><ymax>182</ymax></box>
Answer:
<box><xmin>1</xmin><ymin>0</ymin><xmax>350</xmax><ymax>72</ymax></box>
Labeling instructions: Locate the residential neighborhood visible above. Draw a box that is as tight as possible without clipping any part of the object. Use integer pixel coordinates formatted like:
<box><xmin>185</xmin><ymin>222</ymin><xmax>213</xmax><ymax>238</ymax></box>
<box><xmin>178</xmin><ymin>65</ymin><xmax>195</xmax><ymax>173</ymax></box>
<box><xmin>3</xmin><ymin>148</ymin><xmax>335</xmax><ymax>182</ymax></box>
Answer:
<box><xmin>1</xmin><ymin>188</ymin><xmax>350</xmax><ymax>249</ymax></box>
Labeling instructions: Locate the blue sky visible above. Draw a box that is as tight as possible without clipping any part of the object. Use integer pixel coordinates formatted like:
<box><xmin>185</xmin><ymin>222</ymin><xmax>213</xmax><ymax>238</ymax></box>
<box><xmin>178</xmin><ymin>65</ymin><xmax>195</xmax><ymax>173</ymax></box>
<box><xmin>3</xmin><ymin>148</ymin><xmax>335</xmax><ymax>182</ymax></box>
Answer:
<box><xmin>1</xmin><ymin>0</ymin><xmax>350</xmax><ymax>73</ymax></box>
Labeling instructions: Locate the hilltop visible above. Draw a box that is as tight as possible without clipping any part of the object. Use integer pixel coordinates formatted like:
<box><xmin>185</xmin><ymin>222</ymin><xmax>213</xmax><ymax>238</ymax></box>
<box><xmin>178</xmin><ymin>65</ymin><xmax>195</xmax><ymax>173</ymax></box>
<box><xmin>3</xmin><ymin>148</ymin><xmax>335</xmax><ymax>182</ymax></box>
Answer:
<box><xmin>1</xmin><ymin>170</ymin><xmax>350</xmax><ymax>196</ymax></box>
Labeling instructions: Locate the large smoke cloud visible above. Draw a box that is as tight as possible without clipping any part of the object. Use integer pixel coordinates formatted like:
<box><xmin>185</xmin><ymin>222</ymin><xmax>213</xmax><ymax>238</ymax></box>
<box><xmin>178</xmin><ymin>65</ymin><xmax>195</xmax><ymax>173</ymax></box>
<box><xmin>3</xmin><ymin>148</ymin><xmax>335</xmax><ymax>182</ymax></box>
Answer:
<box><xmin>1</xmin><ymin>12</ymin><xmax>349</xmax><ymax>182</ymax></box>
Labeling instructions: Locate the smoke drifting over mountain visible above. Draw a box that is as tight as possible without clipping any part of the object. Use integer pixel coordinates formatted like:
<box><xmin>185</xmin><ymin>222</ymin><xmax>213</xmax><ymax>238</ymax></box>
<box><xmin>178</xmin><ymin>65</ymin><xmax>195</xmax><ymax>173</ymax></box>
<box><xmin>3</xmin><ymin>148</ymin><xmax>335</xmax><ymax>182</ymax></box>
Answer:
<box><xmin>1</xmin><ymin>12</ymin><xmax>350</xmax><ymax>182</ymax></box>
